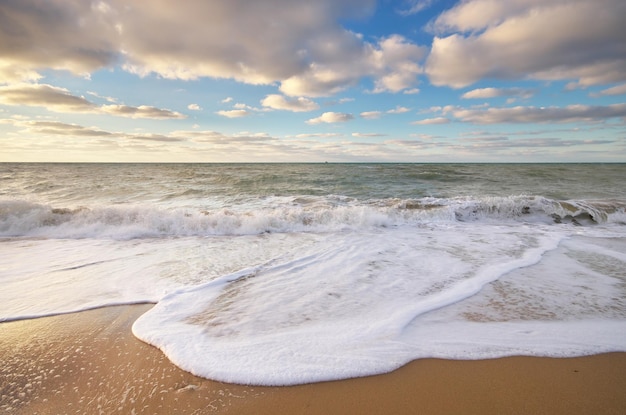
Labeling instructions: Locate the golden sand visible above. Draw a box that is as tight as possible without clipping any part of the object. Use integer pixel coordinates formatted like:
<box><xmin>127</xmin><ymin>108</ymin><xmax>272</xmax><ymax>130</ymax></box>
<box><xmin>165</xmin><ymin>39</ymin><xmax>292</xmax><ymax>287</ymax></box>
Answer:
<box><xmin>1</xmin><ymin>305</ymin><xmax>625</xmax><ymax>414</ymax></box>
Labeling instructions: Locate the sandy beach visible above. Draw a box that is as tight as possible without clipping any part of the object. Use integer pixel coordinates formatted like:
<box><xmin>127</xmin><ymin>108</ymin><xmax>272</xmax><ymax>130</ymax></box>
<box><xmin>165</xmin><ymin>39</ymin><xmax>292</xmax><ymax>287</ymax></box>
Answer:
<box><xmin>1</xmin><ymin>305</ymin><xmax>626</xmax><ymax>415</ymax></box>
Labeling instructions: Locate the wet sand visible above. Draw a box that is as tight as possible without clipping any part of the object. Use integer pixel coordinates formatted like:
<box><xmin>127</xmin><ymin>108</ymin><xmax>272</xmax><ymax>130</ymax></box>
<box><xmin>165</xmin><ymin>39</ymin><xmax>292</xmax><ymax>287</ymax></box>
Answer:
<box><xmin>1</xmin><ymin>305</ymin><xmax>626</xmax><ymax>414</ymax></box>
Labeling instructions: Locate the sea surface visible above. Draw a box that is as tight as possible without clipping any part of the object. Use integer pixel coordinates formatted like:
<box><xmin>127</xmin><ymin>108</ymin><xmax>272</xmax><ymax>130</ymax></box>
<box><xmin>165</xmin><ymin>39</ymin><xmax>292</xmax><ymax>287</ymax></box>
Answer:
<box><xmin>1</xmin><ymin>163</ymin><xmax>625</xmax><ymax>385</ymax></box>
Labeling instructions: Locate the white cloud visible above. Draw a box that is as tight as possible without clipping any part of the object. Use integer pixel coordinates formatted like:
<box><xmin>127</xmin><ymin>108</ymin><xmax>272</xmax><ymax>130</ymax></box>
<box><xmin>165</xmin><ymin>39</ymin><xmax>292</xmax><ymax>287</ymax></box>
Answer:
<box><xmin>280</xmin><ymin>34</ymin><xmax>426</xmax><ymax>96</ymax></box>
<box><xmin>0</xmin><ymin>83</ymin><xmax>185</xmax><ymax>119</ymax></box>
<box><xmin>452</xmin><ymin>103</ymin><xmax>626</xmax><ymax>124</ymax></box>
<box><xmin>0</xmin><ymin>83</ymin><xmax>95</xmax><ymax>111</ymax></box>
<box><xmin>462</xmin><ymin>87</ymin><xmax>535</xmax><ymax>100</ymax></box>
<box><xmin>387</xmin><ymin>106</ymin><xmax>411</xmax><ymax>114</ymax></box>
<box><xmin>360</xmin><ymin>111</ymin><xmax>382</xmax><ymax>119</ymax></box>
<box><xmin>0</xmin><ymin>1</ymin><xmax>428</xmax><ymax>98</ymax></box>
<box><xmin>0</xmin><ymin>1</ymin><xmax>120</xmax><ymax>83</ymax></box>
<box><xmin>352</xmin><ymin>132</ymin><xmax>387</xmax><ymax>137</ymax></box>
<box><xmin>294</xmin><ymin>133</ymin><xmax>343</xmax><ymax>138</ymax></box>
<box><xmin>188</xmin><ymin>103</ymin><xmax>202</xmax><ymax>111</ymax></box>
<box><xmin>221</xmin><ymin>97</ymin><xmax>233</xmax><ymax>104</ymax></box>
<box><xmin>591</xmin><ymin>83</ymin><xmax>626</xmax><ymax>97</ymax></box>
<box><xmin>261</xmin><ymin>95</ymin><xmax>319</xmax><ymax>112</ymax></box>
<box><xmin>216</xmin><ymin>109</ymin><xmax>251</xmax><ymax>118</ymax></box>
<box><xmin>397</xmin><ymin>0</ymin><xmax>437</xmax><ymax>16</ymax></box>
<box><xmin>87</xmin><ymin>91</ymin><xmax>118</xmax><ymax>103</ymax></box>
<box><xmin>6</xmin><ymin>119</ymin><xmax>112</xmax><ymax>137</ymax></box>
<box><xmin>412</xmin><ymin>117</ymin><xmax>450</xmax><ymax>125</ymax></box>
<box><xmin>306</xmin><ymin>112</ymin><xmax>354</xmax><ymax>124</ymax></box>
<box><xmin>101</xmin><ymin>105</ymin><xmax>186</xmax><ymax>119</ymax></box>
<box><xmin>425</xmin><ymin>0</ymin><xmax>626</xmax><ymax>88</ymax></box>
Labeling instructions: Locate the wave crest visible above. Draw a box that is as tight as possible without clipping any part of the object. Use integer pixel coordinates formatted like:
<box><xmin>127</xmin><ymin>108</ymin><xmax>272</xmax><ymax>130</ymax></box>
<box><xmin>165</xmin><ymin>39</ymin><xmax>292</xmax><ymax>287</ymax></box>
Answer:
<box><xmin>1</xmin><ymin>196</ymin><xmax>624</xmax><ymax>239</ymax></box>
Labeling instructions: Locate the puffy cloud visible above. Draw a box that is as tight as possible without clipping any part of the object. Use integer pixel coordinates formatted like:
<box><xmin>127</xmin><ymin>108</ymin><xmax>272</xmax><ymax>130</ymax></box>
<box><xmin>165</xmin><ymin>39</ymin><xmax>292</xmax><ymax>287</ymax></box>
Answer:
<box><xmin>452</xmin><ymin>103</ymin><xmax>626</xmax><ymax>124</ymax></box>
<box><xmin>0</xmin><ymin>83</ymin><xmax>184</xmax><ymax>119</ymax></box>
<box><xmin>187</xmin><ymin>104</ymin><xmax>202</xmax><ymax>111</ymax></box>
<box><xmin>261</xmin><ymin>95</ymin><xmax>319</xmax><ymax>112</ymax></box>
<box><xmin>216</xmin><ymin>109</ymin><xmax>251</xmax><ymax>118</ymax></box>
<box><xmin>0</xmin><ymin>1</ymin><xmax>428</xmax><ymax>97</ymax></box>
<box><xmin>425</xmin><ymin>0</ymin><xmax>626</xmax><ymax>88</ymax></box>
<box><xmin>0</xmin><ymin>0</ymin><xmax>120</xmax><ymax>82</ymax></box>
<box><xmin>306</xmin><ymin>112</ymin><xmax>354</xmax><ymax>124</ymax></box>
<box><xmin>360</xmin><ymin>111</ymin><xmax>382</xmax><ymax>119</ymax></box>
<box><xmin>462</xmin><ymin>87</ymin><xmax>535</xmax><ymax>100</ymax></box>
<box><xmin>368</xmin><ymin>35</ymin><xmax>426</xmax><ymax>93</ymax></box>
<box><xmin>280</xmin><ymin>34</ymin><xmax>427</xmax><ymax>96</ymax></box>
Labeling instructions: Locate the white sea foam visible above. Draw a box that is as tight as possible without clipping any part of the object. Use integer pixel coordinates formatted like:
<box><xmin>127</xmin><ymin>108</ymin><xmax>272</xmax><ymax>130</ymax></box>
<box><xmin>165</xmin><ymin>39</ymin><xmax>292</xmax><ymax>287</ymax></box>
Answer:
<box><xmin>0</xmin><ymin>233</ymin><xmax>321</xmax><ymax>321</ymax></box>
<box><xmin>1</xmin><ymin>196</ymin><xmax>624</xmax><ymax>239</ymax></box>
<box><xmin>2</xmin><ymin>163</ymin><xmax>625</xmax><ymax>386</ymax></box>
<box><xmin>132</xmin><ymin>224</ymin><xmax>626</xmax><ymax>385</ymax></box>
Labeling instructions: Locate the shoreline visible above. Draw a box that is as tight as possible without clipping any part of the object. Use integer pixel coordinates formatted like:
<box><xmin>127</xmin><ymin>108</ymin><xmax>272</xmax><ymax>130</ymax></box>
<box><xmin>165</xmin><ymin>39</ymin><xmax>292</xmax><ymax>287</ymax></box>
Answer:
<box><xmin>1</xmin><ymin>305</ymin><xmax>626</xmax><ymax>414</ymax></box>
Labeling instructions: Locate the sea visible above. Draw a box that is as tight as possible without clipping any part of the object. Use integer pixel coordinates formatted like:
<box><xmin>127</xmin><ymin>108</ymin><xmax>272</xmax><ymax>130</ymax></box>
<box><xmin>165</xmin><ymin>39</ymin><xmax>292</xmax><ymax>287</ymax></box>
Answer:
<box><xmin>1</xmin><ymin>163</ymin><xmax>625</xmax><ymax>385</ymax></box>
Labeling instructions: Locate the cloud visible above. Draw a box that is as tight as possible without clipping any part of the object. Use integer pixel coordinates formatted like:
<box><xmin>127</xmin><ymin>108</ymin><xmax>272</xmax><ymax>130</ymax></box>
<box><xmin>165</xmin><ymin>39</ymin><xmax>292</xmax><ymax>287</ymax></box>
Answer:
<box><xmin>0</xmin><ymin>1</ymin><xmax>426</xmax><ymax>96</ymax></box>
<box><xmin>261</xmin><ymin>95</ymin><xmax>319</xmax><ymax>112</ymax></box>
<box><xmin>87</xmin><ymin>91</ymin><xmax>118</xmax><ymax>103</ymax></box>
<box><xmin>397</xmin><ymin>0</ymin><xmax>437</xmax><ymax>16</ymax></box>
<box><xmin>0</xmin><ymin>83</ymin><xmax>95</xmax><ymax>112</ymax></box>
<box><xmin>280</xmin><ymin>34</ymin><xmax>427</xmax><ymax>96</ymax></box>
<box><xmin>294</xmin><ymin>133</ymin><xmax>343</xmax><ymax>138</ymax></box>
<box><xmin>462</xmin><ymin>87</ymin><xmax>535</xmax><ymax>100</ymax></box>
<box><xmin>457</xmin><ymin>136</ymin><xmax>614</xmax><ymax>150</ymax></box>
<box><xmin>425</xmin><ymin>0</ymin><xmax>626</xmax><ymax>88</ymax></box>
<box><xmin>452</xmin><ymin>103</ymin><xmax>626</xmax><ymax>124</ymax></box>
<box><xmin>2</xmin><ymin>118</ymin><xmax>184</xmax><ymax>142</ymax></box>
<box><xmin>352</xmin><ymin>132</ymin><xmax>387</xmax><ymax>137</ymax></box>
<box><xmin>591</xmin><ymin>83</ymin><xmax>626</xmax><ymax>97</ymax></box>
<box><xmin>360</xmin><ymin>111</ymin><xmax>382</xmax><ymax>119</ymax></box>
<box><xmin>101</xmin><ymin>105</ymin><xmax>185</xmax><ymax>119</ymax></box>
<box><xmin>7</xmin><ymin>120</ymin><xmax>112</xmax><ymax>137</ymax></box>
<box><xmin>306</xmin><ymin>112</ymin><xmax>354</xmax><ymax>124</ymax></box>
<box><xmin>0</xmin><ymin>0</ymin><xmax>120</xmax><ymax>82</ymax></box>
<box><xmin>126</xmin><ymin>134</ymin><xmax>185</xmax><ymax>143</ymax></box>
<box><xmin>221</xmin><ymin>97</ymin><xmax>234</xmax><ymax>104</ymax></box>
<box><xmin>412</xmin><ymin>117</ymin><xmax>450</xmax><ymax>125</ymax></box>
<box><xmin>216</xmin><ymin>109</ymin><xmax>251</xmax><ymax>118</ymax></box>
<box><xmin>188</xmin><ymin>103</ymin><xmax>202</xmax><ymax>111</ymax></box>
<box><xmin>387</xmin><ymin>106</ymin><xmax>411</xmax><ymax>114</ymax></box>
<box><xmin>0</xmin><ymin>83</ymin><xmax>185</xmax><ymax>119</ymax></box>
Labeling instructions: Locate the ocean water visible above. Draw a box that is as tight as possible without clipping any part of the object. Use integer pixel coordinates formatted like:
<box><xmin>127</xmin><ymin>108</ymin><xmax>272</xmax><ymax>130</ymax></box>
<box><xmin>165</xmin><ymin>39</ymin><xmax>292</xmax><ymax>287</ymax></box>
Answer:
<box><xmin>1</xmin><ymin>163</ymin><xmax>625</xmax><ymax>385</ymax></box>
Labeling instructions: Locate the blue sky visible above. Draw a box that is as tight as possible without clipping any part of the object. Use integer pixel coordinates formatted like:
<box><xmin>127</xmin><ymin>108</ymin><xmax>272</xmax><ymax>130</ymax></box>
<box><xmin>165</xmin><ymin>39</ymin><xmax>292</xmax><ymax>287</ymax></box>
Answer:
<box><xmin>1</xmin><ymin>0</ymin><xmax>625</xmax><ymax>162</ymax></box>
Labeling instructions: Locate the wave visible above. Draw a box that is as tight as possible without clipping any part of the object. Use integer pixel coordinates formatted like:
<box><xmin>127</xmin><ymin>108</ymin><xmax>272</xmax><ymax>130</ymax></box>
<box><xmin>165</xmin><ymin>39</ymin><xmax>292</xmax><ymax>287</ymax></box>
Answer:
<box><xmin>1</xmin><ymin>196</ymin><xmax>624</xmax><ymax>239</ymax></box>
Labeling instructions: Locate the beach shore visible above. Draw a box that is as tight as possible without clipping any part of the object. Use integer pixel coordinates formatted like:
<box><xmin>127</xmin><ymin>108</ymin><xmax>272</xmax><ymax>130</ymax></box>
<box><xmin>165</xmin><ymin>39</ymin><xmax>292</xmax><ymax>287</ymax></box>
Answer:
<box><xmin>1</xmin><ymin>305</ymin><xmax>625</xmax><ymax>414</ymax></box>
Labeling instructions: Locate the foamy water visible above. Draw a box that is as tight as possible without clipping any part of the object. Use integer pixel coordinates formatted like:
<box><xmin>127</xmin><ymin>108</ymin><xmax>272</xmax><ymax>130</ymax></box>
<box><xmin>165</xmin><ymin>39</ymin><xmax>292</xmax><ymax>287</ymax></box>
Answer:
<box><xmin>1</xmin><ymin>163</ymin><xmax>625</xmax><ymax>385</ymax></box>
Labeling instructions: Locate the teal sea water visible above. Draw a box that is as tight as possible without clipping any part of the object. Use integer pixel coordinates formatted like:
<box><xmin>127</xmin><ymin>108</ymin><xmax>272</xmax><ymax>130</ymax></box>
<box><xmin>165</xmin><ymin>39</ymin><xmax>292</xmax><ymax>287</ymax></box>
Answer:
<box><xmin>1</xmin><ymin>163</ymin><xmax>625</xmax><ymax>385</ymax></box>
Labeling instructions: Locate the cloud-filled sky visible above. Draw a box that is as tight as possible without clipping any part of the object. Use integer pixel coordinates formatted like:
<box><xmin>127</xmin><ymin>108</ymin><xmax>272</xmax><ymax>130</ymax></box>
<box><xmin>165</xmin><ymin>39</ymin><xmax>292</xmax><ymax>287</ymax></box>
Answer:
<box><xmin>1</xmin><ymin>0</ymin><xmax>625</xmax><ymax>162</ymax></box>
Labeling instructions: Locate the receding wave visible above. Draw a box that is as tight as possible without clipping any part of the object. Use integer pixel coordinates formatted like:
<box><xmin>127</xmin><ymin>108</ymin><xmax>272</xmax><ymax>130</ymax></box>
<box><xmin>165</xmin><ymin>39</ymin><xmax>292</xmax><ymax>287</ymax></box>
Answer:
<box><xmin>1</xmin><ymin>196</ymin><xmax>624</xmax><ymax>239</ymax></box>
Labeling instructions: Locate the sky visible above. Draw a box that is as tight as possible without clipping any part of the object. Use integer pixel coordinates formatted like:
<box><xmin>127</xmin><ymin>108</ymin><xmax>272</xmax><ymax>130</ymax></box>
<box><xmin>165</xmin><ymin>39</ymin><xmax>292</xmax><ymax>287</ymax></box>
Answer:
<box><xmin>1</xmin><ymin>0</ymin><xmax>625</xmax><ymax>163</ymax></box>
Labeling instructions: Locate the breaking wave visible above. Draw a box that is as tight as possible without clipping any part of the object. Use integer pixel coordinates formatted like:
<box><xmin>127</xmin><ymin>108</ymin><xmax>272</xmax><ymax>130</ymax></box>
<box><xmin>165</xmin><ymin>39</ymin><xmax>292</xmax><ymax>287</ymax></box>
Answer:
<box><xmin>1</xmin><ymin>195</ymin><xmax>624</xmax><ymax>239</ymax></box>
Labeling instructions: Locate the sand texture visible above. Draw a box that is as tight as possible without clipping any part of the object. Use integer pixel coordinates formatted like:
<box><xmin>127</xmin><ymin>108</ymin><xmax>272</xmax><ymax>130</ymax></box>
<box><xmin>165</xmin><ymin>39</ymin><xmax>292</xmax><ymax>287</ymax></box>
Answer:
<box><xmin>2</xmin><ymin>305</ymin><xmax>626</xmax><ymax>414</ymax></box>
